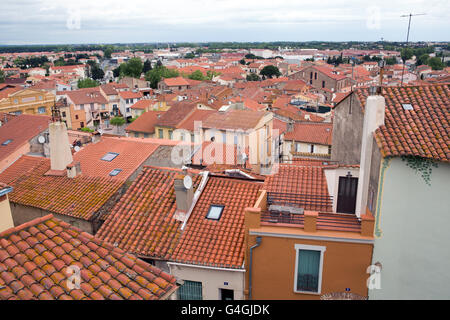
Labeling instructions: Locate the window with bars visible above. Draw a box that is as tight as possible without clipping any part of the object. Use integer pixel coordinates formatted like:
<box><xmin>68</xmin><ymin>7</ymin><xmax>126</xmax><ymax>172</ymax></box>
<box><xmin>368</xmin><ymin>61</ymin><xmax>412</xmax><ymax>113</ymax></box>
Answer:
<box><xmin>294</xmin><ymin>245</ymin><xmax>326</xmax><ymax>294</ymax></box>
<box><xmin>178</xmin><ymin>280</ymin><xmax>203</xmax><ymax>300</ymax></box>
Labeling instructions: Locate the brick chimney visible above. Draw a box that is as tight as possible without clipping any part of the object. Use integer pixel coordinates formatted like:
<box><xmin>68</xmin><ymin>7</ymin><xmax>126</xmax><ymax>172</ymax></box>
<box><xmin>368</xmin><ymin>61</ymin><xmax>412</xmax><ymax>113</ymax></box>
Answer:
<box><xmin>0</xmin><ymin>184</ymin><xmax>14</xmax><ymax>233</ymax></box>
<box><xmin>174</xmin><ymin>173</ymin><xmax>194</xmax><ymax>213</ymax></box>
<box><xmin>49</xmin><ymin>121</ymin><xmax>73</xmax><ymax>171</ymax></box>
<box><xmin>355</xmin><ymin>87</ymin><xmax>385</xmax><ymax>217</ymax></box>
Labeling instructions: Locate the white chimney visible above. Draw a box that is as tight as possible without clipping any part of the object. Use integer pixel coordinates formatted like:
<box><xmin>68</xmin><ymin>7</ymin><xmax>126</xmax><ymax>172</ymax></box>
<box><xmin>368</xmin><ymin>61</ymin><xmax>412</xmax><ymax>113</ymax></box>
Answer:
<box><xmin>49</xmin><ymin>121</ymin><xmax>73</xmax><ymax>171</ymax></box>
<box><xmin>355</xmin><ymin>89</ymin><xmax>385</xmax><ymax>217</ymax></box>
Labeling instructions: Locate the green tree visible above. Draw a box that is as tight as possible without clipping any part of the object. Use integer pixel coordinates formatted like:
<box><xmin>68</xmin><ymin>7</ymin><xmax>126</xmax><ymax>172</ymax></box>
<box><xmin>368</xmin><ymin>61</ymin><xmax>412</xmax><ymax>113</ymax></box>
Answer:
<box><xmin>260</xmin><ymin>65</ymin><xmax>281</xmax><ymax>79</ymax></box>
<box><xmin>246</xmin><ymin>73</ymin><xmax>260</xmax><ymax>81</ymax></box>
<box><xmin>401</xmin><ymin>48</ymin><xmax>414</xmax><ymax>62</ymax></box>
<box><xmin>385</xmin><ymin>57</ymin><xmax>397</xmax><ymax>65</ymax></box>
<box><xmin>113</xmin><ymin>66</ymin><xmax>121</xmax><ymax>78</ymax></box>
<box><xmin>110</xmin><ymin>116</ymin><xmax>126</xmax><ymax>133</ymax></box>
<box><xmin>188</xmin><ymin>70</ymin><xmax>205</xmax><ymax>81</ymax></box>
<box><xmin>143</xmin><ymin>59</ymin><xmax>152</xmax><ymax>73</ymax></box>
<box><xmin>77</xmin><ymin>78</ymin><xmax>99</xmax><ymax>88</ymax></box>
<box><xmin>0</xmin><ymin>70</ymin><xmax>4</xmax><ymax>83</ymax></box>
<box><xmin>80</xmin><ymin>127</ymin><xmax>94</xmax><ymax>132</ymax></box>
<box><xmin>427</xmin><ymin>57</ymin><xmax>445</xmax><ymax>70</ymax></box>
<box><xmin>145</xmin><ymin>66</ymin><xmax>179</xmax><ymax>89</ymax></box>
<box><xmin>104</xmin><ymin>46</ymin><xmax>113</xmax><ymax>59</ymax></box>
<box><xmin>120</xmin><ymin>58</ymin><xmax>143</xmax><ymax>78</ymax></box>
<box><xmin>206</xmin><ymin>70</ymin><xmax>220</xmax><ymax>80</ymax></box>
<box><xmin>416</xmin><ymin>54</ymin><xmax>429</xmax><ymax>66</ymax></box>
<box><xmin>239</xmin><ymin>59</ymin><xmax>246</xmax><ymax>65</ymax></box>
<box><xmin>185</xmin><ymin>53</ymin><xmax>195</xmax><ymax>59</ymax></box>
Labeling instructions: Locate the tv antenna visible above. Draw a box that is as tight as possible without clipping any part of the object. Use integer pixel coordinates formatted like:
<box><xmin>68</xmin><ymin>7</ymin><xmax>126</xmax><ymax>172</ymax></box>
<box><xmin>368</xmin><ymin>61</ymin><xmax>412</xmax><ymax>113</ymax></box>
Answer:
<box><xmin>400</xmin><ymin>13</ymin><xmax>426</xmax><ymax>86</ymax></box>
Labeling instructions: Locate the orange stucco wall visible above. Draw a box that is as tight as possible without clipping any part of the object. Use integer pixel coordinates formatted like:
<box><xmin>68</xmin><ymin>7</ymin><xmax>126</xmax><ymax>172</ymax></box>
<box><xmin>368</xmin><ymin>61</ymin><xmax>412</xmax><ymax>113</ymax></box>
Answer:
<box><xmin>248</xmin><ymin>233</ymin><xmax>373</xmax><ymax>300</ymax></box>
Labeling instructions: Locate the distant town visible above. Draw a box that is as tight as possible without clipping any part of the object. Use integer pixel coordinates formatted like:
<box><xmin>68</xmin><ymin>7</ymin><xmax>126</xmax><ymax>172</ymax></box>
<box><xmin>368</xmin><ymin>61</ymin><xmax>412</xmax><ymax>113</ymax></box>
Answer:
<box><xmin>0</xmin><ymin>39</ymin><xmax>449</xmax><ymax>302</ymax></box>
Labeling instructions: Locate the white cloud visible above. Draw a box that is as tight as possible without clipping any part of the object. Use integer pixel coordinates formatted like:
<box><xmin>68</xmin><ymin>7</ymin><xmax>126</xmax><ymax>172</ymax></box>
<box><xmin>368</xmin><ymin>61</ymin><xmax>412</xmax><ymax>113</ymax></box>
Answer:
<box><xmin>0</xmin><ymin>0</ymin><xmax>448</xmax><ymax>43</ymax></box>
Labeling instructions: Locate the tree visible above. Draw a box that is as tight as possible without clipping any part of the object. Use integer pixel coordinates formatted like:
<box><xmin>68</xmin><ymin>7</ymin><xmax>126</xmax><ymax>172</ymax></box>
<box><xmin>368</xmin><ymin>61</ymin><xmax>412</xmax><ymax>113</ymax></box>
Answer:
<box><xmin>427</xmin><ymin>57</ymin><xmax>445</xmax><ymax>70</ymax></box>
<box><xmin>401</xmin><ymin>48</ymin><xmax>414</xmax><ymax>62</ymax></box>
<box><xmin>80</xmin><ymin>127</ymin><xmax>94</xmax><ymax>132</ymax></box>
<box><xmin>143</xmin><ymin>59</ymin><xmax>152</xmax><ymax>74</ymax></box>
<box><xmin>113</xmin><ymin>66</ymin><xmax>121</xmax><ymax>78</ymax></box>
<box><xmin>385</xmin><ymin>57</ymin><xmax>397</xmax><ymax>65</ymax></box>
<box><xmin>110</xmin><ymin>116</ymin><xmax>126</xmax><ymax>134</ymax></box>
<box><xmin>239</xmin><ymin>59</ymin><xmax>246</xmax><ymax>65</ymax></box>
<box><xmin>145</xmin><ymin>66</ymin><xmax>179</xmax><ymax>89</ymax></box>
<box><xmin>246</xmin><ymin>73</ymin><xmax>260</xmax><ymax>81</ymax></box>
<box><xmin>188</xmin><ymin>70</ymin><xmax>205</xmax><ymax>81</ymax></box>
<box><xmin>120</xmin><ymin>58</ymin><xmax>143</xmax><ymax>78</ymax></box>
<box><xmin>260</xmin><ymin>65</ymin><xmax>281</xmax><ymax>79</ymax></box>
<box><xmin>416</xmin><ymin>54</ymin><xmax>429</xmax><ymax>66</ymax></box>
<box><xmin>0</xmin><ymin>70</ymin><xmax>4</xmax><ymax>83</ymax></box>
<box><xmin>104</xmin><ymin>46</ymin><xmax>113</xmax><ymax>59</ymax></box>
<box><xmin>77</xmin><ymin>78</ymin><xmax>99</xmax><ymax>88</ymax></box>
<box><xmin>185</xmin><ymin>53</ymin><xmax>195</xmax><ymax>59</ymax></box>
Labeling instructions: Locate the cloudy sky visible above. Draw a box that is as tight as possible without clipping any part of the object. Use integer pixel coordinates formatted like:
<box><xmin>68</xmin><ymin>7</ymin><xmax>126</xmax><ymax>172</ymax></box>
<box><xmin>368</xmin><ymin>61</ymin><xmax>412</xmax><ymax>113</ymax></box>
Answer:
<box><xmin>0</xmin><ymin>0</ymin><xmax>448</xmax><ymax>45</ymax></box>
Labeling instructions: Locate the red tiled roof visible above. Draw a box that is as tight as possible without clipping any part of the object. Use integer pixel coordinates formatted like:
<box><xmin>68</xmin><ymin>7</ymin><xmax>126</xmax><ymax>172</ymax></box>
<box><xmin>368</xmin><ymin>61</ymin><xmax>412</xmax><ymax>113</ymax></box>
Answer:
<box><xmin>0</xmin><ymin>85</ymin><xmax>21</xmax><ymax>100</ymax></box>
<box><xmin>202</xmin><ymin>109</ymin><xmax>266</xmax><ymax>130</ymax></box>
<box><xmin>125</xmin><ymin>111</ymin><xmax>166</xmax><ymax>134</ymax></box>
<box><xmin>130</xmin><ymin>99</ymin><xmax>153</xmax><ymax>110</ymax></box>
<box><xmin>0</xmin><ymin>215</ymin><xmax>177</xmax><ymax>300</ymax></box>
<box><xmin>354</xmin><ymin>84</ymin><xmax>449</xmax><ymax>162</ymax></box>
<box><xmin>284</xmin><ymin>122</ymin><xmax>332</xmax><ymax>145</ymax></box>
<box><xmin>171</xmin><ymin>176</ymin><xmax>261</xmax><ymax>268</ymax></box>
<box><xmin>176</xmin><ymin>109</ymin><xmax>216</xmax><ymax>132</ymax></box>
<box><xmin>73</xmin><ymin>137</ymin><xmax>159</xmax><ymax>181</ymax></box>
<box><xmin>119</xmin><ymin>91</ymin><xmax>143</xmax><ymax>100</ymax></box>
<box><xmin>263</xmin><ymin>164</ymin><xmax>331</xmax><ymax>212</ymax></box>
<box><xmin>0</xmin><ymin>114</ymin><xmax>50</xmax><ymax>163</ymax></box>
<box><xmin>0</xmin><ymin>156</ymin><xmax>123</xmax><ymax>221</ymax></box>
<box><xmin>156</xmin><ymin>100</ymin><xmax>196</xmax><ymax>128</ymax></box>
<box><xmin>96</xmin><ymin>167</ymin><xmax>202</xmax><ymax>258</ymax></box>
<box><xmin>65</xmin><ymin>88</ymin><xmax>108</xmax><ymax>105</ymax></box>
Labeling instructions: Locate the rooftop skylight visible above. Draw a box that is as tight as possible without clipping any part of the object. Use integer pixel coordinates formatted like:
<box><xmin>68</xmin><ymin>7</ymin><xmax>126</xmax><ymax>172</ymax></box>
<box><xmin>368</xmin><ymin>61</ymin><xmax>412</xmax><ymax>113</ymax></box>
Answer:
<box><xmin>109</xmin><ymin>169</ymin><xmax>122</xmax><ymax>176</ymax></box>
<box><xmin>101</xmin><ymin>152</ymin><xmax>119</xmax><ymax>162</ymax></box>
<box><xmin>1</xmin><ymin>139</ymin><xmax>13</xmax><ymax>146</ymax></box>
<box><xmin>402</xmin><ymin>103</ymin><xmax>413</xmax><ymax>111</ymax></box>
<box><xmin>206</xmin><ymin>205</ymin><xmax>224</xmax><ymax>220</ymax></box>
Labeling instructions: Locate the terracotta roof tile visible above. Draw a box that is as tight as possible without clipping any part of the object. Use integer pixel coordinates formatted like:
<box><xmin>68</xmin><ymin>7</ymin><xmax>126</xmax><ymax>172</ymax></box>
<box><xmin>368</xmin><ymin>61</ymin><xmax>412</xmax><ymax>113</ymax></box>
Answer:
<box><xmin>354</xmin><ymin>84</ymin><xmax>449</xmax><ymax>162</ymax></box>
<box><xmin>0</xmin><ymin>155</ymin><xmax>123</xmax><ymax>221</ymax></box>
<box><xmin>263</xmin><ymin>164</ymin><xmax>332</xmax><ymax>212</ymax></box>
<box><xmin>171</xmin><ymin>176</ymin><xmax>261</xmax><ymax>268</ymax></box>
<box><xmin>202</xmin><ymin>109</ymin><xmax>266</xmax><ymax>130</ymax></box>
<box><xmin>0</xmin><ymin>215</ymin><xmax>177</xmax><ymax>300</ymax></box>
<box><xmin>73</xmin><ymin>137</ymin><xmax>159</xmax><ymax>181</ymax></box>
<box><xmin>0</xmin><ymin>114</ymin><xmax>50</xmax><ymax>164</ymax></box>
<box><xmin>125</xmin><ymin>111</ymin><xmax>166</xmax><ymax>134</ymax></box>
<box><xmin>284</xmin><ymin>122</ymin><xmax>332</xmax><ymax>145</ymax></box>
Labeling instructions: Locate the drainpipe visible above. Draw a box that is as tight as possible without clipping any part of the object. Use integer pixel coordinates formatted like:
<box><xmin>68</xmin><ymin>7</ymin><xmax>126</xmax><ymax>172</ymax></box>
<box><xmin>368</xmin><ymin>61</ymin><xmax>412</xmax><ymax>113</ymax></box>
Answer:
<box><xmin>248</xmin><ymin>236</ymin><xmax>262</xmax><ymax>300</ymax></box>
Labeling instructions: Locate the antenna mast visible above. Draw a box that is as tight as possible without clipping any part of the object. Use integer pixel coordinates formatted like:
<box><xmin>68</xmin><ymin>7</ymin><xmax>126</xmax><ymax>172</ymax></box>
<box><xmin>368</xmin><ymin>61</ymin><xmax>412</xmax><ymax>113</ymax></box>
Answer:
<box><xmin>400</xmin><ymin>13</ymin><xmax>426</xmax><ymax>86</ymax></box>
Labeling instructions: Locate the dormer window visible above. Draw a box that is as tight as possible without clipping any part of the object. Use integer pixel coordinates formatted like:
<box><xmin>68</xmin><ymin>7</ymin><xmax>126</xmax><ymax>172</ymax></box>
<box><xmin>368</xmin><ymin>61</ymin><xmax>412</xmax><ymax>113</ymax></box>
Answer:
<box><xmin>206</xmin><ymin>205</ymin><xmax>224</xmax><ymax>220</ymax></box>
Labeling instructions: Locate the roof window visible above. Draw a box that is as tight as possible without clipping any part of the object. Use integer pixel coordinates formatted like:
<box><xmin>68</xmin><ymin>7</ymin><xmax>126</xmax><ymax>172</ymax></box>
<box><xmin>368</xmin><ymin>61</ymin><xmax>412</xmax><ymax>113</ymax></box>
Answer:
<box><xmin>1</xmin><ymin>139</ymin><xmax>13</xmax><ymax>146</ymax></box>
<box><xmin>206</xmin><ymin>205</ymin><xmax>224</xmax><ymax>220</ymax></box>
<box><xmin>101</xmin><ymin>152</ymin><xmax>119</xmax><ymax>162</ymax></box>
<box><xmin>402</xmin><ymin>103</ymin><xmax>413</xmax><ymax>111</ymax></box>
<box><xmin>109</xmin><ymin>169</ymin><xmax>122</xmax><ymax>176</ymax></box>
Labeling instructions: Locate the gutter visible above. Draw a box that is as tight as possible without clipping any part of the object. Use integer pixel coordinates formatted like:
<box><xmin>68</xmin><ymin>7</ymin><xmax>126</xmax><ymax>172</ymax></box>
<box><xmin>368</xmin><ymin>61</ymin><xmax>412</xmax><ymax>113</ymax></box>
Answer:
<box><xmin>248</xmin><ymin>236</ymin><xmax>262</xmax><ymax>300</ymax></box>
<box><xmin>167</xmin><ymin>261</ymin><xmax>245</xmax><ymax>272</ymax></box>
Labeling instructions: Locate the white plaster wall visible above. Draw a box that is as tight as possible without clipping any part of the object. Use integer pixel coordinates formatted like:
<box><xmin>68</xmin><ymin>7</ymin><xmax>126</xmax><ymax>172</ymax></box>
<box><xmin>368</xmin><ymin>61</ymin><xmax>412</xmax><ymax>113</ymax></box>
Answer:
<box><xmin>369</xmin><ymin>158</ymin><xmax>450</xmax><ymax>299</ymax></box>
<box><xmin>324</xmin><ymin>167</ymin><xmax>360</xmax><ymax>213</ymax></box>
<box><xmin>168</xmin><ymin>263</ymin><xmax>245</xmax><ymax>300</ymax></box>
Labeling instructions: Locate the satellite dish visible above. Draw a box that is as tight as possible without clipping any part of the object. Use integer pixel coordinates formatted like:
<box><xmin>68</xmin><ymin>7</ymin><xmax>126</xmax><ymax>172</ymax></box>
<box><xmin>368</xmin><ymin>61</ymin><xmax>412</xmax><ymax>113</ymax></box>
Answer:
<box><xmin>38</xmin><ymin>136</ymin><xmax>46</xmax><ymax>144</ymax></box>
<box><xmin>74</xmin><ymin>146</ymin><xmax>81</xmax><ymax>152</ymax></box>
<box><xmin>183</xmin><ymin>175</ymin><xmax>193</xmax><ymax>190</ymax></box>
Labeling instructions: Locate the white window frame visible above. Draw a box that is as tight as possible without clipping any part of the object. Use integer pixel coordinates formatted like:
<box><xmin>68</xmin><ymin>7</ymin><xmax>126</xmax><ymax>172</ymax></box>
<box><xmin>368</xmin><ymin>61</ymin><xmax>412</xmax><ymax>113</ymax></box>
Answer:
<box><xmin>293</xmin><ymin>244</ymin><xmax>326</xmax><ymax>295</ymax></box>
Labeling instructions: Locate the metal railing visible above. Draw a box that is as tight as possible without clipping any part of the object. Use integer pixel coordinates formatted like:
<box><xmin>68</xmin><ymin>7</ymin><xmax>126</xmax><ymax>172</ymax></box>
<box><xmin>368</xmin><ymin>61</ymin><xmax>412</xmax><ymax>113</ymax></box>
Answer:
<box><xmin>267</xmin><ymin>192</ymin><xmax>333</xmax><ymax>211</ymax></box>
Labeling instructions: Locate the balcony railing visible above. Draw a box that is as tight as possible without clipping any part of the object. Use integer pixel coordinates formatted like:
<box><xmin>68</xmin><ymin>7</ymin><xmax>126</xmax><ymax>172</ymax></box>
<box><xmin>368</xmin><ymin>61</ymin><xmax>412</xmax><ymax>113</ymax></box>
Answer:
<box><xmin>267</xmin><ymin>191</ymin><xmax>333</xmax><ymax>212</ymax></box>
